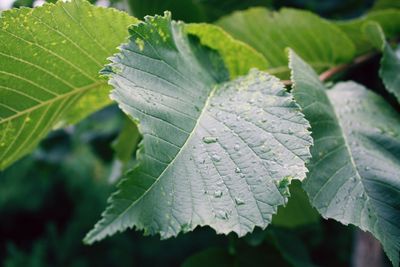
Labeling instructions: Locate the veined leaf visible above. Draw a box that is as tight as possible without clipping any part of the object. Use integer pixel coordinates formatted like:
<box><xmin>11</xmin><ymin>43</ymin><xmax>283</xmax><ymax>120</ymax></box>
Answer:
<box><xmin>289</xmin><ymin>50</ymin><xmax>400</xmax><ymax>266</ymax></box>
<box><xmin>217</xmin><ymin>7</ymin><xmax>355</xmax><ymax>78</ymax></box>
<box><xmin>84</xmin><ymin>13</ymin><xmax>312</xmax><ymax>244</ymax></box>
<box><xmin>336</xmin><ymin>9</ymin><xmax>400</xmax><ymax>55</ymax></box>
<box><xmin>0</xmin><ymin>0</ymin><xmax>138</xmax><ymax>169</ymax></box>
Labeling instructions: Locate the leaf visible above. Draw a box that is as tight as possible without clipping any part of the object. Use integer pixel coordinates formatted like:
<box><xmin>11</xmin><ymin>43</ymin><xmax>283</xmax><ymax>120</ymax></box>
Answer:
<box><xmin>371</xmin><ymin>0</ymin><xmax>400</xmax><ymax>11</ymax></box>
<box><xmin>289</xmin><ymin>50</ymin><xmax>400</xmax><ymax>266</ymax></box>
<box><xmin>336</xmin><ymin>9</ymin><xmax>400</xmax><ymax>55</ymax></box>
<box><xmin>272</xmin><ymin>181</ymin><xmax>320</xmax><ymax>228</ymax></box>
<box><xmin>126</xmin><ymin>0</ymin><xmax>273</xmax><ymax>22</ymax></box>
<box><xmin>380</xmin><ymin>43</ymin><xmax>400</xmax><ymax>103</ymax></box>
<box><xmin>217</xmin><ymin>7</ymin><xmax>355</xmax><ymax>78</ymax></box>
<box><xmin>0</xmin><ymin>0</ymin><xmax>138</xmax><ymax>169</ymax></box>
<box><xmin>185</xmin><ymin>23</ymin><xmax>269</xmax><ymax>78</ymax></box>
<box><xmin>362</xmin><ymin>21</ymin><xmax>400</xmax><ymax>104</ymax></box>
<box><xmin>112</xmin><ymin>116</ymin><xmax>140</xmax><ymax>164</ymax></box>
<box><xmin>84</xmin><ymin>13</ymin><xmax>312</xmax><ymax>244</ymax></box>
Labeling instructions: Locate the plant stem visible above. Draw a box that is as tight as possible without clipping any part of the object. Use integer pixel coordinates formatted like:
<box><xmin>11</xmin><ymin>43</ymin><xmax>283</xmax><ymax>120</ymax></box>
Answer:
<box><xmin>281</xmin><ymin>52</ymin><xmax>376</xmax><ymax>86</ymax></box>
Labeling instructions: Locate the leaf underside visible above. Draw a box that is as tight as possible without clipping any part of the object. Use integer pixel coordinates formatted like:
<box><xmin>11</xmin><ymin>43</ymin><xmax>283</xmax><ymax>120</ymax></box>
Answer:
<box><xmin>0</xmin><ymin>0</ymin><xmax>137</xmax><ymax>169</ymax></box>
<box><xmin>84</xmin><ymin>13</ymin><xmax>312</xmax><ymax>244</ymax></box>
<box><xmin>290</xmin><ymin>50</ymin><xmax>400</xmax><ymax>266</ymax></box>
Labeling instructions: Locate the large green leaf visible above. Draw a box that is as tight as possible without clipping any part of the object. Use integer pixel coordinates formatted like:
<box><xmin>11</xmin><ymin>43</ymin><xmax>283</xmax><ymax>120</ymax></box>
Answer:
<box><xmin>84</xmin><ymin>13</ymin><xmax>312</xmax><ymax>243</ymax></box>
<box><xmin>289</xmin><ymin>50</ymin><xmax>400</xmax><ymax>266</ymax></box>
<box><xmin>0</xmin><ymin>0</ymin><xmax>138</xmax><ymax>169</ymax></box>
<box><xmin>217</xmin><ymin>7</ymin><xmax>355</xmax><ymax>78</ymax></box>
<box><xmin>336</xmin><ymin>9</ymin><xmax>400</xmax><ymax>55</ymax></box>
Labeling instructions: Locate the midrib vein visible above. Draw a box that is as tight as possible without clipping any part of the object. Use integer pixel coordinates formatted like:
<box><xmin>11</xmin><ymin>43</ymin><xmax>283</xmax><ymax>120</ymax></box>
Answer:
<box><xmin>0</xmin><ymin>81</ymin><xmax>107</xmax><ymax>124</ymax></box>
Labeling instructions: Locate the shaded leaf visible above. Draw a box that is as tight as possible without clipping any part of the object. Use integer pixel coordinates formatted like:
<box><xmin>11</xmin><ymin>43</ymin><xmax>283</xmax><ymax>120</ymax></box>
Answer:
<box><xmin>289</xmin><ymin>50</ymin><xmax>400</xmax><ymax>266</ymax></box>
<box><xmin>85</xmin><ymin>13</ymin><xmax>312</xmax><ymax>243</ymax></box>
<box><xmin>272</xmin><ymin>181</ymin><xmax>320</xmax><ymax>228</ymax></box>
<box><xmin>0</xmin><ymin>0</ymin><xmax>138</xmax><ymax>169</ymax></box>
<box><xmin>217</xmin><ymin>7</ymin><xmax>355</xmax><ymax>78</ymax></box>
<box><xmin>185</xmin><ymin>23</ymin><xmax>269</xmax><ymax>78</ymax></box>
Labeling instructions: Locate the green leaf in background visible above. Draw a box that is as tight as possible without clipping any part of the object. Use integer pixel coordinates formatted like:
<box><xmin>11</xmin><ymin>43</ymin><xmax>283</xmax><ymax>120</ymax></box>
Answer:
<box><xmin>380</xmin><ymin>43</ymin><xmax>400</xmax><ymax>103</ymax></box>
<box><xmin>217</xmin><ymin>7</ymin><xmax>355</xmax><ymax>78</ymax></box>
<box><xmin>289</xmin><ymin>50</ymin><xmax>400</xmax><ymax>266</ymax></box>
<box><xmin>362</xmin><ymin>21</ymin><xmax>400</xmax><ymax>104</ymax></box>
<box><xmin>185</xmin><ymin>23</ymin><xmax>269</xmax><ymax>78</ymax></box>
<box><xmin>0</xmin><ymin>0</ymin><xmax>137</xmax><ymax>169</ymax></box>
<box><xmin>371</xmin><ymin>0</ymin><xmax>400</xmax><ymax>11</ymax></box>
<box><xmin>112</xmin><ymin>116</ymin><xmax>140</xmax><ymax>164</ymax></box>
<box><xmin>272</xmin><ymin>181</ymin><xmax>320</xmax><ymax>228</ymax></box>
<box><xmin>336</xmin><ymin>9</ymin><xmax>400</xmax><ymax>55</ymax></box>
<box><xmin>126</xmin><ymin>0</ymin><xmax>273</xmax><ymax>22</ymax></box>
<box><xmin>84</xmin><ymin>13</ymin><xmax>312</xmax><ymax>244</ymax></box>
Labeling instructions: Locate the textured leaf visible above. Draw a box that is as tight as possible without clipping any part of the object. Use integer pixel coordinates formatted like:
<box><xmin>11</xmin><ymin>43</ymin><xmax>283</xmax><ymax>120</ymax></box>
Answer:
<box><xmin>84</xmin><ymin>13</ymin><xmax>312</xmax><ymax>243</ymax></box>
<box><xmin>336</xmin><ymin>9</ymin><xmax>400</xmax><ymax>55</ymax></box>
<box><xmin>0</xmin><ymin>0</ymin><xmax>138</xmax><ymax>169</ymax></box>
<box><xmin>217</xmin><ymin>7</ymin><xmax>355</xmax><ymax>78</ymax></box>
<box><xmin>289</xmin><ymin>50</ymin><xmax>400</xmax><ymax>266</ymax></box>
<box><xmin>185</xmin><ymin>23</ymin><xmax>269</xmax><ymax>78</ymax></box>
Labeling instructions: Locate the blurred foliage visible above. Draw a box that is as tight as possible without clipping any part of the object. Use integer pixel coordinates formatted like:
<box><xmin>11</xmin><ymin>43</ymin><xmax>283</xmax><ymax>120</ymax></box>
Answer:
<box><xmin>1</xmin><ymin>0</ymin><xmax>396</xmax><ymax>266</ymax></box>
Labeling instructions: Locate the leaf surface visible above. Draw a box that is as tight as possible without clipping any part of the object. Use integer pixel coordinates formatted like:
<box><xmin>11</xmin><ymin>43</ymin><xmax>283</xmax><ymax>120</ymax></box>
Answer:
<box><xmin>336</xmin><ymin>9</ymin><xmax>400</xmax><ymax>55</ymax></box>
<box><xmin>290</xmin><ymin>51</ymin><xmax>400</xmax><ymax>266</ymax></box>
<box><xmin>0</xmin><ymin>0</ymin><xmax>138</xmax><ymax>169</ymax></box>
<box><xmin>217</xmin><ymin>7</ymin><xmax>355</xmax><ymax>78</ymax></box>
<box><xmin>85</xmin><ymin>13</ymin><xmax>312</xmax><ymax>243</ymax></box>
<box><xmin>380</xmin><ymin>43</ymin><xmax>400</xmax><ymax>103</ymax></box>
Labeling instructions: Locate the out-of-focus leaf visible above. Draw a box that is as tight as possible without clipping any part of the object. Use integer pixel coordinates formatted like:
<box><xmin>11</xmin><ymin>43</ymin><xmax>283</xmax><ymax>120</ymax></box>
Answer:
<box><xmin>380</xmin><ymin>43</ymin><xmax>400</xmax><ymax>103</ymax></box>
<box><xmin>217</xmin><ymin>7</ymin><xmax>355</xmax><ymax>78</ymax></box>
<box><xmin>0</xmin><ymin>0</ymin><xmax>138</xmax><ymax>169</ymax></box>
<box><xmin>290</xmin><ymin>50</ymin><xmax>400</xmax><ymax>266</ymax></box>
<box><xmin>112</xmin><ymin>116</ymin><xmax>140</xmax><ymax>164</ymax></box>
<box><xmin>272</xmin><ymin>181</ymin><xmax>320</xmax><ymax>228</ymax></box>
<box><xmin>186</xmin><ymin>23</ymin><xmax>269</xmax><ymax>78</ymax></box>
<box><xmin>84</xmin><ymin>13</ymin><xmax>312</xmax><ymax>244</ymax></box>
<box><xmin>126</xmin><ymin>0</ymin><xmax>273</xmax><ymax>22</ymax></box>
<box><xmin>270</xmin><ymin>228</ymin><xmax>316</xmax><ymax>267</ymax></box>
<box><xmin>362</xmin><ymin>21</ymin><xmax>400</xmax><ymax>104</ymax></box>
<box><xmin>371</xmin><ymin>0</ymin><xmax>400</xmax><ymax>11</ymax></box>
<box><xmin>336</xmin><ymin>9</ymin><xmax>400</xmax><ymax>55</ymax></box>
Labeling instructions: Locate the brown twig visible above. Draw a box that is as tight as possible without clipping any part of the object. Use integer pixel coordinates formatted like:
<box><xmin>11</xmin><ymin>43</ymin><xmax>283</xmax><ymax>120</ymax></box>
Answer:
<box><xmin>282</xmin><ymin>52</ymin><xmax>376</xmax><ymax>86</ymax></box>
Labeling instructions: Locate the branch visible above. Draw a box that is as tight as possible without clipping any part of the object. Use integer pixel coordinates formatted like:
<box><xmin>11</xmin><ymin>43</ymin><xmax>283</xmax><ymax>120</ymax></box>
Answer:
<box><xmin>281</xmin><ymin>52</ymin><xmax>376</xmax><ymax>86</ymax></box>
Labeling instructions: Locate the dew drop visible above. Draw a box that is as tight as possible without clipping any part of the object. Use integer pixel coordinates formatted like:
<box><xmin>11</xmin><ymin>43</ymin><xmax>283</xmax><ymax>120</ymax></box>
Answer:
<box><xmin>203</xmin><ymin>136</ymin><xmax>218</xmax><ymax>144</ymax></box>
<box><xmin>364</xmin><ymin>166</ymin><xmax>370</xmax><ymax>171</ymax></box>
<box><xmin>240</xmin><ymin>173</ymin><xmax>245</xmax><ymax>178</ymax></box>
<box><xmin>234</xmin><ymin>144</ymin><xmax>240</xmax><ymax>151</ymax></box>
<box><xmin>235</xmin><ymin>197</ymin><xmax>245</xmax><ymax>205</ymax></box>
<box><xmin>211</xmin><ymin>154</ymin><xmax>221</xmax><ymax>162</ymax></box>
<box><xmin>215</xmin><ymin>209</ymin><xmax>229</xmax><ymax>220</ymax></box>
<box><xmin>235</xmin><ymin>167</ymin><xmax>241</xmax><ymax>173</ymax></box>
<box><xmin>214</xmin><ymin>190</ymin><xmax>223</xmax><ymax>198</ymax></box>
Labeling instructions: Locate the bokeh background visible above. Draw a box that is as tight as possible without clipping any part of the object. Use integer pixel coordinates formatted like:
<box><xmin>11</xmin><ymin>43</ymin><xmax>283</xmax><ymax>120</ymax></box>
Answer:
<box><xmin>0</xmin><ymin>0</ymin><xmax>393</xmax><ymax>266</ymax></box>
